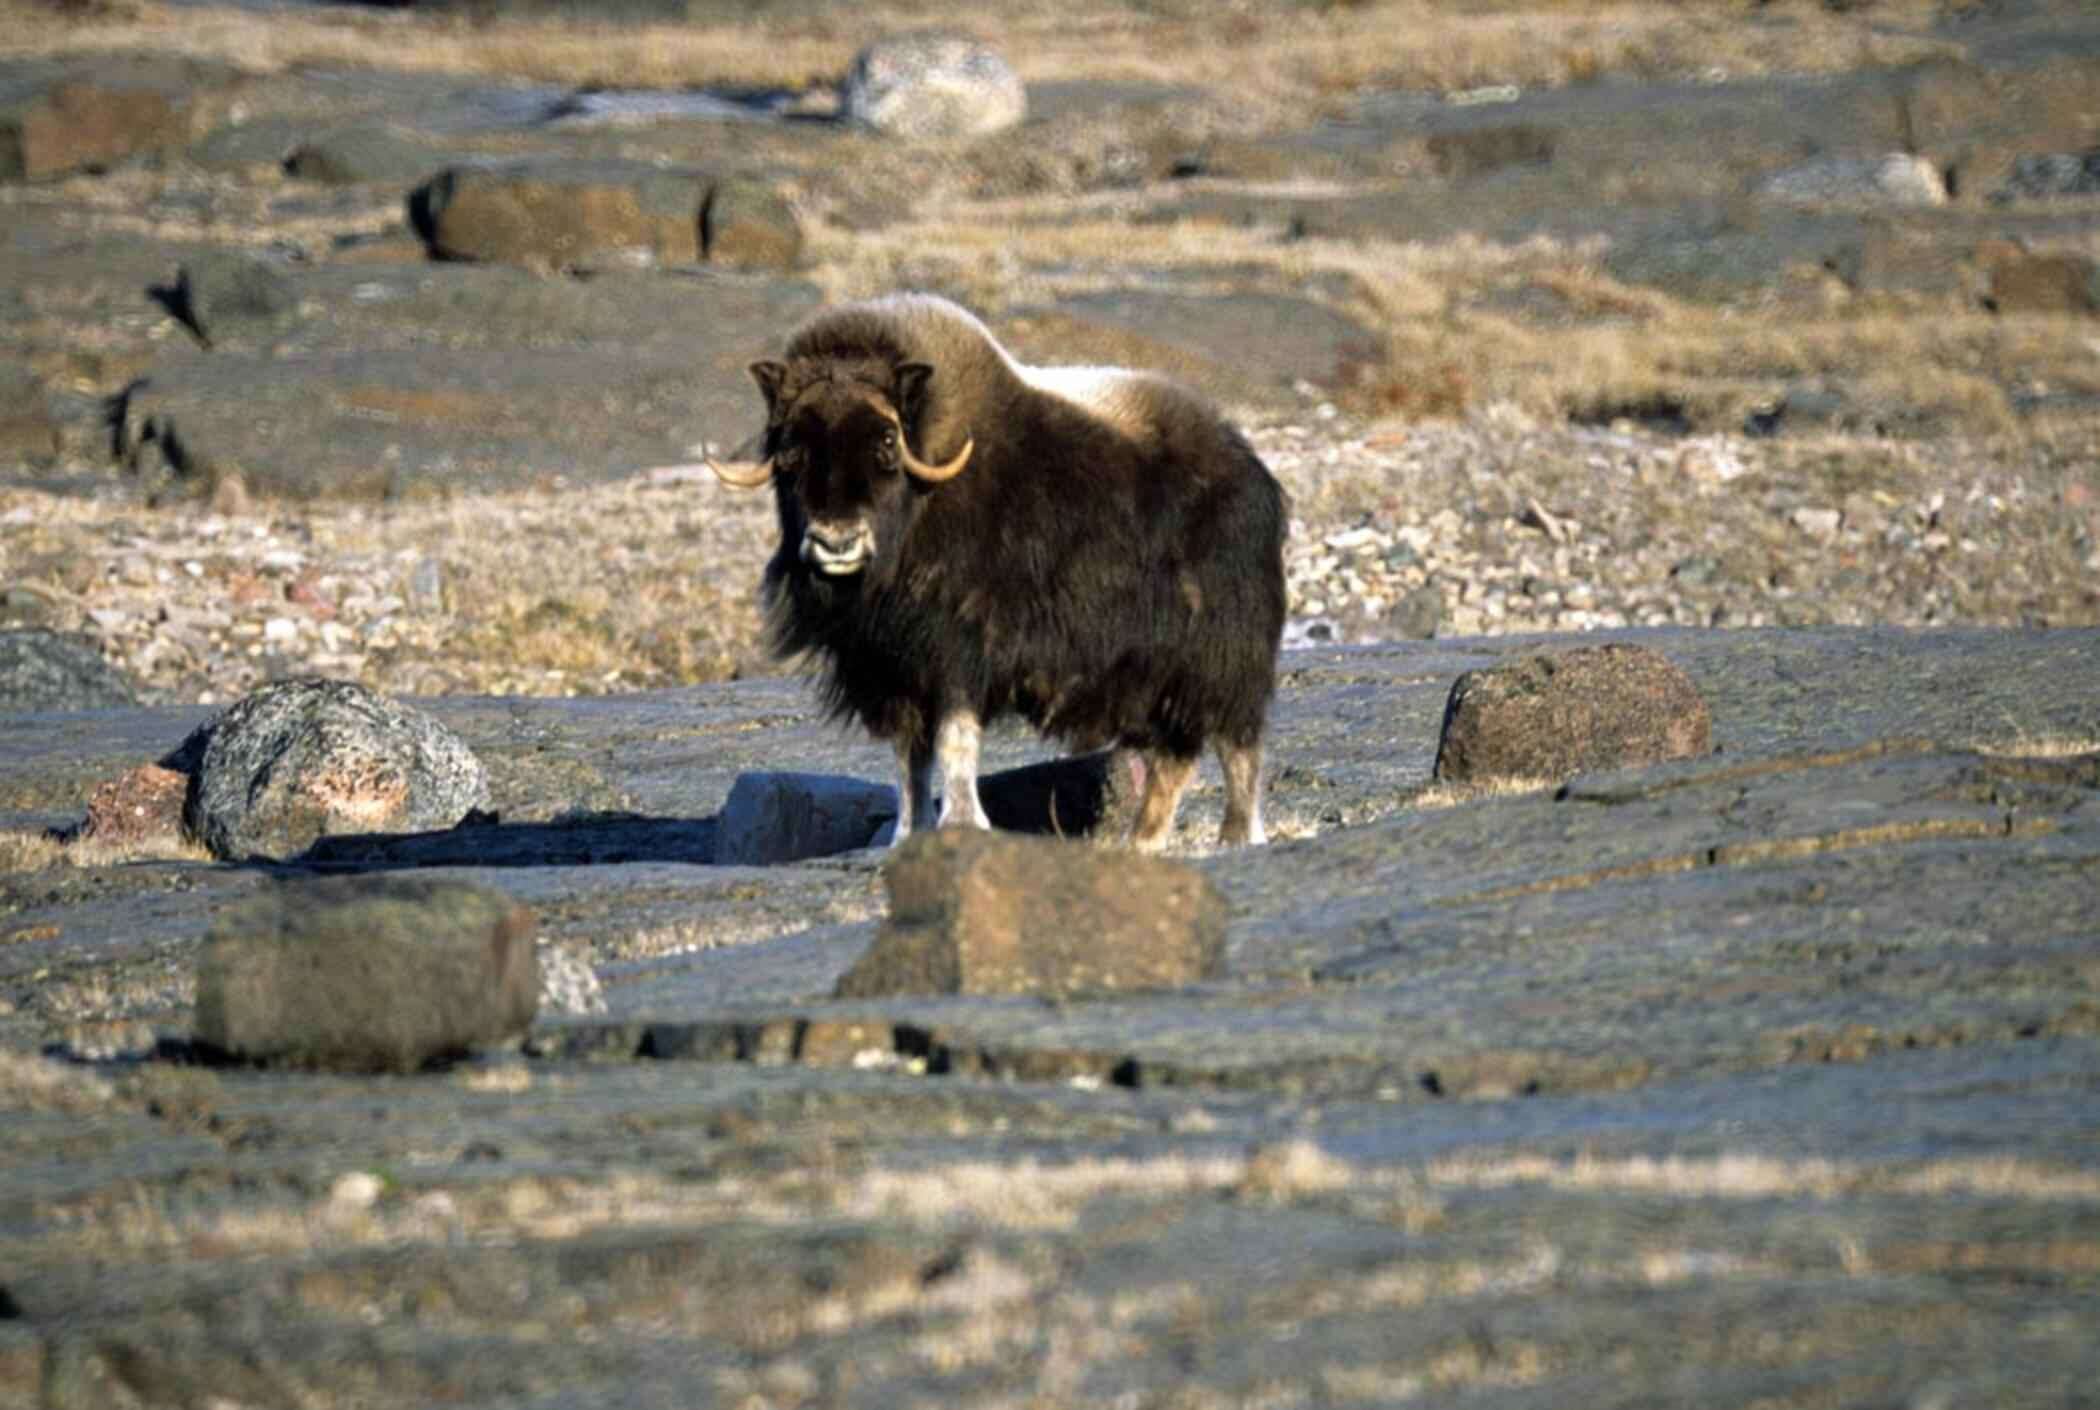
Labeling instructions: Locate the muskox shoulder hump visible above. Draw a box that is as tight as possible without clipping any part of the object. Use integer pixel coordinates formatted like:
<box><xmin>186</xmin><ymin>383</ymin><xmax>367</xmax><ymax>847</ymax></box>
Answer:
<box><xmin>1017</xmin><ymin>364</ymin><xmax>1172</xmax><ymax>443</ymax></box>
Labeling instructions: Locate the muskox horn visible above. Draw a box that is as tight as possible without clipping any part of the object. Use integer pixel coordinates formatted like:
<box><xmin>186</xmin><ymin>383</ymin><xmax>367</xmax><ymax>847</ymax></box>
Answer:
<box><xmin>705</xmin><ymin>453</ymin><xmax>775</xmax><ymax>489</ymax></box>
<box><xmin>880</xmin><ymin>408</ymin><xmax>972</xmax><ymax>483</ymax></box>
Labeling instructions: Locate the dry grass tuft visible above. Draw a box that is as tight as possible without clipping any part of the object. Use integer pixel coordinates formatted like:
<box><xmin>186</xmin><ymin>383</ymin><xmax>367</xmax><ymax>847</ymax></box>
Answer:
<box><xmin>1970</xmin><ymin>732</ymin><xmax>2100</xmax><ymax>761</ymax></box>
<box><xmin>0</xmin><ymin>827</ymin><xmax>211</xmax><ymax>874</ymax></box>
<box><xmin>1409</xmin><ymin>776</ymin><xmax>1559</xmax><ymax>810</ymax></box>
<box><xmin>0</xmin><ymin>1049</ymin><xmax>115</xmax><ymax>1114</ymax></box>
<box><xmin>0</xmin><ymin>0</ymin><xmax>1960</xmax><ymax>110</ymax></box>
<box><xmin>1426</xmin><ymin>1151</ymin><xmax>2100</xmax><ymax>1201</ymax></box>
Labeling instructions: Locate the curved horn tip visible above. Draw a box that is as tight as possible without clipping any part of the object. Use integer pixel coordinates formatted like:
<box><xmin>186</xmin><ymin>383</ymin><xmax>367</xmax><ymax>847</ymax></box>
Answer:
<box><xmin>705</xmin><ymin>455</ymin><xmax>775</xmax><ymax>489</ymax></box>
<box><xmin>904</xmin><ymin>435</ymin><xmax>973</xmax><ymax>483</ymax></box>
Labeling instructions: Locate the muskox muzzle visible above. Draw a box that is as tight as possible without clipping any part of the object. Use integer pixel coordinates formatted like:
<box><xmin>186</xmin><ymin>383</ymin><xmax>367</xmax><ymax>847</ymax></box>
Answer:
<box><xmin>801</xmin><ymin>520</ymin><xmax>874</xmax><ymax>575</ymax></box>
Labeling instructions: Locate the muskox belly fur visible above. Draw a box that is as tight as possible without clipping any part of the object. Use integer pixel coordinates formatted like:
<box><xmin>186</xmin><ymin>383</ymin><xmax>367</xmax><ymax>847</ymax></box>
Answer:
<box><xmin>707</xmin><ymin>292</ymin><xmax>1286</xmax><ymax>850</ymax></box>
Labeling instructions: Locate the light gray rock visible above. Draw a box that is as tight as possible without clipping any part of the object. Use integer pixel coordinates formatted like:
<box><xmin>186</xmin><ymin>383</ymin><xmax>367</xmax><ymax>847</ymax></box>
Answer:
<box><xmin>1760</xmin><ymin>152</ymin><xmax>1946</xmax><ymax>207</ymax></box>
<box><xmin>538</xmin><ymin>940</ymin><xmax>608</xmax><ymax>1016</ymax></box>
<box><xmin>163</xmin><ymin>250</ymin><xmax>298</xmax><ymax>348</ymax></box>
<box><xmin>174</xmin><ymin>677</ymin><xmax>489</xmax><ymax>861</ymax></box>
<box><xmin>841</xmin><ymin>33</ymin><xmax>1026</xmax><ymax>140</ymax></box>
<box><xmin>716</xmin><ymin>771</ymin><xmax>894</xmax><ymax>865</ymax></box>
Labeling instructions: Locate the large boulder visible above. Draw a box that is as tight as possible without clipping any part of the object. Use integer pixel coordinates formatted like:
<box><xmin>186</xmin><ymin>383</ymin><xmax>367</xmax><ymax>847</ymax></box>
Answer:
<box><xmin>1433</xmin><ymin>643</ymin><xmax>1712</xmax><ymax>784</ymax></box>
<box><xmin>0</xmin><ymin>628</ymin><xmax>140</xmax><ymax>713</ymax></box>
<box><xmin>834</xmin><ymin>829</ymin><xmax>1227</xmax><ymax>999</ymax></box>
<box><xmin>841</xmin><ymin>33</ymin><xmax>1027</xmax><ymax>141</ymax></box>
<box><xmin>0</xmin><ymin>56</ymin><xmax>242</xmax><ymax>183</ymax></box>
<box><xmin>193</xmin><ymin>874</ymin><xmax>539</xmax><ymax>1072</ymax></box>
<box><xmin>174</xmin><ymin>677</ymin><xmax>489</xmax><ymax>861</ymax></box>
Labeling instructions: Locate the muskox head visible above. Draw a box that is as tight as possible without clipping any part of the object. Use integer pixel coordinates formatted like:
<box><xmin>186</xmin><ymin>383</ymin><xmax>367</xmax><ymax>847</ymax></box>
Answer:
<box><xmin>708</xmin><ymin>357</ymin><xmax>972</xmax><ymax>578</ymax></box>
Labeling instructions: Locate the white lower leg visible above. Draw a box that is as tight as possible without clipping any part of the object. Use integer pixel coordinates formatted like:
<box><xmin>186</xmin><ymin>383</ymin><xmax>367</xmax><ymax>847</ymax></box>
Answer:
<box><xmin>935</xmin><ymin>710</ymin><xmax>989</xmax><ymax>829</ymax></box>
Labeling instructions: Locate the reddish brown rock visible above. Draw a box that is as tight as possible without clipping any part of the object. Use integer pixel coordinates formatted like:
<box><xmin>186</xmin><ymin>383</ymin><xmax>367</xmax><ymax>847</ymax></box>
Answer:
<box><xmin>77</xmin><ymin>763</ymin><xmax>188</xmax><ymax>849</ymax></box>
<box><xmin>701</xmin><ymin>177</ymin><xmax>804</xmax><ymax>270</ymax></box>
<box><xmin>1433</xmin><ymin>642</ymin><xmax>1712</xmax><ymax>784</ymax></box>
<box><xmin>411</xmin><ymin>161</ymin><xmax>710</xmax><ymax>272</ymax></box>
<box><xmin>0</xmin><ymin>57</ymin><xmax>240</xmax><ymax>183</ymax></box>
<box><xmin>1978</xmin><ymin>243</ymin><xmax>2098</xmax><ymax>316</ymax></box>
<box><xmin>835</xmin><ymin>830</ymin><xmax>1226</xmax><ymax>999</ymax></box>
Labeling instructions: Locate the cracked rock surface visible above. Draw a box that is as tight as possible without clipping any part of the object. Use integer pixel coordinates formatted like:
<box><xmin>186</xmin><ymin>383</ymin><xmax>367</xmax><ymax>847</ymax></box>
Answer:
<box><xmin>3</xmin><ymin>625</ymin><xmax>2098</xmax><ymax>1407</ymax></box>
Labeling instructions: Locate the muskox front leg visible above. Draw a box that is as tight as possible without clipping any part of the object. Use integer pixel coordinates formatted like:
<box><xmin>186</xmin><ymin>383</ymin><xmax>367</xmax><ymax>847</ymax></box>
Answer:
<box><xmin>1129</xmin><ymin>751</ymin><xmax>1196</xmax><ymax>853</ymax></box>
<box><xmin>934</xmin><ymin>709</ymin><xmax>990</xmax><ymax>830</ymax></box>
<box><xmin>890</xmin><ymin>732</ymin><xmax>936</xmax><ymax>845</ymax></box>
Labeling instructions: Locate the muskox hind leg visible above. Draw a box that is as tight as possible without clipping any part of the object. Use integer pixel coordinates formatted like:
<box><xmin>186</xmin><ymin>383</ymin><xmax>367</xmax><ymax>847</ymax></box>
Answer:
<box><xmin>1128</xmin><ymin>751</ymin><xmax>1197</xmax><ymax>853</ymax></box>
<box><xmin>1217</xmin><ymin>738</ymin><xmax>1267</xmax><ymax>847</ymax></box>
<box><xmin>934</xmin><ymin>709</ymin><xmax>990</xmax><ymax>830</ymax></box>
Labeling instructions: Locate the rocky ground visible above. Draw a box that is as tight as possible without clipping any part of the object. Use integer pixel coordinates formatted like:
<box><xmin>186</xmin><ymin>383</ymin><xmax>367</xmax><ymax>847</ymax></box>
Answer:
<box><xmin>4</xmin><ymin>626</ymin><xmax>2100</xmax><ymax>1408</ymax></box>
<box><xmin>3</xmin><ymin>0</ymin><xmax>2100</xmax><ymax>1405</ymax></box>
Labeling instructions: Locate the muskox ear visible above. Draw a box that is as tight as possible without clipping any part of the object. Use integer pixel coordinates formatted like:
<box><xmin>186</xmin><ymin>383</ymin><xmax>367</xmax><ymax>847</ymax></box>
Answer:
<box><xmin>748</xmin><ymin>360</ymin><xmax>788</xmax><ymax>412</ymax></box>
<box><xmin>893</xmin><ymin>361</ymin><xmax>935</xmax><ymax>425</ymax></box>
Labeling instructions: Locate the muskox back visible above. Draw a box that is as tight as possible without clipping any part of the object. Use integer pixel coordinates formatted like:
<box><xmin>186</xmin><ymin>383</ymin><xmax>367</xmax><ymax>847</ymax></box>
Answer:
<box><xmin>714</xmin><ymin>292</ymin><xmax>1286</xmax><ymax>849</ymax></box>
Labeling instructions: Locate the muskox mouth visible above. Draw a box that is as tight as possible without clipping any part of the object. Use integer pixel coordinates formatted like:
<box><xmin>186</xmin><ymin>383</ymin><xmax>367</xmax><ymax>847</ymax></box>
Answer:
<box><xmin>802</xmin><ymin>526</ymin><xmax>873</xmax><ymax>576</ymax></box>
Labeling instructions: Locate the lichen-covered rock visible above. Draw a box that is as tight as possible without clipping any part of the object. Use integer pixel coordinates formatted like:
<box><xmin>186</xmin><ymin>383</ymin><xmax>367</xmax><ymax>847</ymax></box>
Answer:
<box><xmin>1991</xmin><ymin>148</ymin><xmax>2100</xmax><ymax>203</ymax></box>
<box><xmin>1433</xmin><ymin>642</ymin><xmax>1712</xmax><ymax>784</ymax></box>
<box><xmin>841</xmin><ymin>33</ymin><xmax>1026</xmax><ymax>140</ymax></box>
<box><xmin>0</xmin><ymin>628</ymin><xmax>140</xmax><ymax>713</ymax></box>
<box><xmin>409</xmin><ymin>160</ymin><xmax>710</xmax><ymax>271</ymax></box>
<box><xmin>835</xmin><ymin>829</ymin><xmax>1226</xmax><ymax>998</ymax></box>
<box><xmin>175</xmin><ymin>677</ymin><xmax>488</xmax><ymax>861</ymax></box>
<box><xmin>193</xmin><ymin>874</ymin><xmax>538</xmax><ymax>1072</ymax></box>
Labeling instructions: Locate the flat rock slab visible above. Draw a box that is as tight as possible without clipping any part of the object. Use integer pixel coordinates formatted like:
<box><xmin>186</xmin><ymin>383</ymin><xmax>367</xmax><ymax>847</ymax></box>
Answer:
<box><xmin>98</xmin><ymin>264</ymin><xmax>825</xmax><ymax>499</ymax></box>
<box><xmin>4</xmin><ymin>635</ymin><xmax>2100</xmax><ymax>1403</ymax></box>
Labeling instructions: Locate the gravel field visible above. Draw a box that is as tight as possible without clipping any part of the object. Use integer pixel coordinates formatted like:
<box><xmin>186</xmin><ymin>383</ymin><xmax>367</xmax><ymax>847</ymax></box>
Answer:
<box><xmin>4</xmin><ymin>406</ymin><xmax>2094</xmax><ymax>709</ymax></box>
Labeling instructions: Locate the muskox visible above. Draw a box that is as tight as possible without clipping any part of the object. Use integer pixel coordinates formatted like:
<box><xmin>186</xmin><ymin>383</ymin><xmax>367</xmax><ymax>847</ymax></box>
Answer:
<box><xmin>707</xmin><ymin>293</ymin><xmax>1286</xmax><ymax>850</ymax></box>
